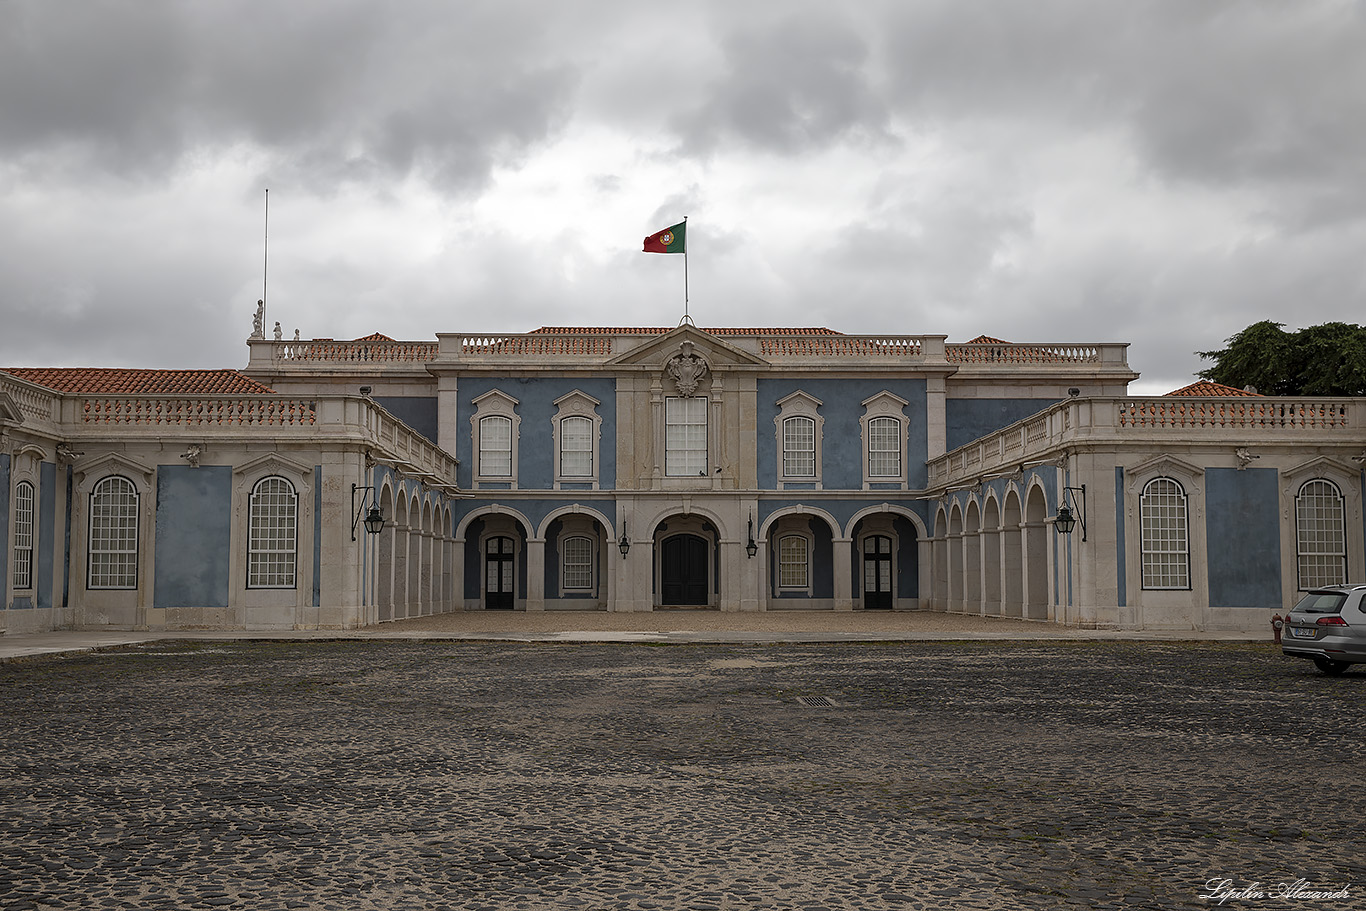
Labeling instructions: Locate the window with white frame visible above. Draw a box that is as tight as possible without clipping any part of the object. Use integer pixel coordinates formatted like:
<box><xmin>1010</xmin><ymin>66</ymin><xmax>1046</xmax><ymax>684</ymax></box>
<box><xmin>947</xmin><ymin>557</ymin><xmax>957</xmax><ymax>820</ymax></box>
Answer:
<box><xmin>248</xmin><ymin>476</ymin><xmax>297</xmax><ymax>588</ymax></box>
<box><xmin>559</xmin><ymin>416</ymin><xmax>593</xmax><ymax>478</ymax></box>
<box><xmin>859</xmin><ymin>392</ymin><xmax>908</xmax><ymax>487</ymax></box>
<box><xmin>783</xmin><ymin>417</ymin><xmax>816</xmax><ymax>478</ymax></box>
<box><xmin>1140</xmin><ymin>477</ymin><xmax>1189</xmax><ymax>590</ymax></box>
<box><xmin>1296</xmin><ymin>479</ymin><xmax>1346</xmax><ymax>590</ymax></box>
<box><xmin>666</xmin><ymin>396</ymin><xmax>708</xmax><ymax>476</ymax></box>
<box><xmin>778</xmin><ymin>534</ymin><xmax>809</xmax><ymax>590</ymax></box>
<box><xmin>868</xmin><ymin>417</ymin><xmax>901</xmax><ymax>478</ymax></box>
<box><xmin>562</xmin><ymin>535</ymin><xmax>594</xmax><ymax>591</ymax></box>
<box><xmin>471</xmin><ymin>390</ymin><xmax>520</xmax><ymax>486</ymax></box>
<box><xmin>12</xmin><ymin>480</ymin><xmax>34</xmax><ymax>590</ymax></box>
<box><xmin>479</xmin><ymin>415</ymin><xmax>513</xmax><ymax>477</ymax></box>
<box><xmin>88</xmin><ymin>476</ymin><xmax>139</xmax><ymax>589</ymax></box>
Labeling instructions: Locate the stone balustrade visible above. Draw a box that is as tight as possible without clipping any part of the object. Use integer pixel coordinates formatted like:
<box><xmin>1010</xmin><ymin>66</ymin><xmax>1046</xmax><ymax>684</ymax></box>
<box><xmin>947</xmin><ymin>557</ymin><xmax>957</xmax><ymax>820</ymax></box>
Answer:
<box><xmin>0</xmin><ymin>373</ymin><xmax>60</xmax><ymax>424</ymax></box>
<box><xmin>928</xmin><ymin>396</ymin><xmax>1366</xmax><ymax>489</ymax></box>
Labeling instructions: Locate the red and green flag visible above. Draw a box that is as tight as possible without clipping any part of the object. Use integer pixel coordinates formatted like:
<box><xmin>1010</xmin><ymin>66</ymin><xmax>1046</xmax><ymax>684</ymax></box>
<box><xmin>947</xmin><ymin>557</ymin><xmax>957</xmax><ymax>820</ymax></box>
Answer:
<box><xmin>643</xmin><ymin>221</ymin><xmax>686</xmax><ymax>254</ymax></box>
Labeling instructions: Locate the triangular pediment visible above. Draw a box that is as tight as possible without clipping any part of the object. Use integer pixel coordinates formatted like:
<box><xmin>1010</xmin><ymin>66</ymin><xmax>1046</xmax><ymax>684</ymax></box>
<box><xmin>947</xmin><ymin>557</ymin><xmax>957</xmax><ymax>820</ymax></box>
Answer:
<box><xmin>233</xmin><ymin>452</ymin><xmax>313</xmax><ymax>480</ymax></box>
<box><xmin>605</xmin><ymin>325</ymin><xmax>769</xmax><ymax>368</ymax></box>
<box><xmin>1283</xmin><ymin>455</ymin><xmax>1358</xmax><ymax>484</ymax></box>
<box><xmin>73</xmin><ymin>451</ymin><xmax>155</xmax><ymax>483</ymax></box>
<box><xmin>0</xmin><ymin>391</ymin><xmax>24</xmax><ymax>425</ymax></box>
<box><xmin>1125</xmin><ymin>453</ymin><xmax>1204</xmax><ymax>490</ymax></box>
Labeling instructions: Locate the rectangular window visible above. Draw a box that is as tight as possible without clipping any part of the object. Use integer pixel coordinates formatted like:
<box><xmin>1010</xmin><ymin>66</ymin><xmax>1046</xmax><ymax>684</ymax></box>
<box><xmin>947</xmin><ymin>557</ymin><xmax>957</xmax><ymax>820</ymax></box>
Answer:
<box><xmin>666</xmin><ymin>396</ymin><xmax>708</xmax><ymax>477</ymax></box>
<box><xmin>479</xmin><ymin>415</ymin><xmax>513</xmax><ymax>477</ymax></box>
<box><xmin>779</xmin><ymin>535</ymin><xmax>809</xmax><ymax>589</ymax></box>
<box><xmin>13</xmin><ymin>481</ymin><xmax>34</xmax><ymax>590</ymax></box>
<box><xmin>560</xmin><ymin>416</ymin><xmax>593</xmax><ymax>478</ymax></box>
<box><xmin>783</xmin><ymin>417</ymin><xmax>816</xmax><ymax>478</ymax></box>
<box><xmin>562</xmin><ymin>536</ymin><xmax>593</xmax><ymax>591</ymax></box>
<box><xmin>868</xmin><ymin>417</ymin><xmax>901</xmax><ymax>478</ymax></box>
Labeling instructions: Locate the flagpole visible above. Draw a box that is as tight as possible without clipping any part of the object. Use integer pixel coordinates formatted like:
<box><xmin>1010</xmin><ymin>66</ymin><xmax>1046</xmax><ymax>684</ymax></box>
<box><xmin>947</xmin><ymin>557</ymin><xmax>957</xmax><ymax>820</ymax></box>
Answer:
<box><xmin>683</xmin><ymin>215</ymin><xmax>689</xmax><ymax>320</ymax></box>
<box><xmin>262</xmin><ymin>188</ymin><xmax>269</xmax><ymax>328</ymax></box>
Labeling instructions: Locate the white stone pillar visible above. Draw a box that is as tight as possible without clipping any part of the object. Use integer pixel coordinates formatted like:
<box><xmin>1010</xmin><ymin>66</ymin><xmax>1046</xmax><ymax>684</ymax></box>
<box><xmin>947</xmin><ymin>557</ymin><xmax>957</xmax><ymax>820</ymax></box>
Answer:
<box><xmin>525</xmin><ymin>537</ymin><xmax>546</xmax><ymax>611</ymax></box>
<box><xmin>833</xmin><ymin>537</ymin><xmax>855</xmax><ymax>610</ymax></box>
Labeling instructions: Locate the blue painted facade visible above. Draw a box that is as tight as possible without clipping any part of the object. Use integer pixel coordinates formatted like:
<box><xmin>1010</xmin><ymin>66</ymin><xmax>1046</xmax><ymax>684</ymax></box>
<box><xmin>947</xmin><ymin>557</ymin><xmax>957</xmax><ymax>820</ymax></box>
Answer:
<box><xmin>37</xmin><ymin>462</ymin><xmax>56</xmax><ymax>611</ymax></box>
<box><xmin>375</xmin><ymin>396</ymin><xmax>438</xmax><ymax>445</ymax></box>
<box><xmin>945</xmin><ymin>399</ymin><xmax>1058</xmax><ymax>452</ymax></box>
<box><xmin>1114</xmin><ymin>467</ymin><xmax>1126</xmax><ymax>607</ymax></box>
<box><xmin>456</xmin><ymin>377</ymin><xmax>618</xmax><ymax>490</ymax></box>
<box><xmin>0</xmin><ymin>453</ymin><xmax>8</xmax><ymax>601</ymax></box>
<box><xmin>154</xmin><ymin>466</ymin><xmax>233</xmax><ymax>609</ymax></box>
<box><xmin>1205</xmin><ymin>468</ymin><xmax>1282</xmax><ymax>608</ymax></box>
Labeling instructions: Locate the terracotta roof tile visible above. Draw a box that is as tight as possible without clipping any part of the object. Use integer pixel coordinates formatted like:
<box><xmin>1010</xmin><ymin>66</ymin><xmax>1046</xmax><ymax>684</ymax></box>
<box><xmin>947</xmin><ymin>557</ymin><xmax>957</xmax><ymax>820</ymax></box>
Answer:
<box><xmin>353</xmin><ymin>332</ymin><xmax>395</xmax><ymax>341</ymax></box>
<box><xmin>964</xmin><ymin>335</ymin><xmax>1010</xmax><ymax>344</ymax></box>
<box><xmin>3</xmin><ymin>368</ymin><xmax>276</xmax><ymax>395</ymax></box>
<box><xmin>1166</xmin><ymin>380</ymin><xmax>1262</xmax><ymax>397</ymax></box>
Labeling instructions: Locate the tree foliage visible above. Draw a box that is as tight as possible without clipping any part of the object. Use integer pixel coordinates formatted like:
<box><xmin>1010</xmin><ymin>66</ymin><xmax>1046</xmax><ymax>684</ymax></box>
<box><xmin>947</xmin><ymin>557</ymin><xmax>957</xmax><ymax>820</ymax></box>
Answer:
<box><xmin>1197</xmin><ymin>320</ymin><xmax>1366</xmax><ymax>396</ymax></box>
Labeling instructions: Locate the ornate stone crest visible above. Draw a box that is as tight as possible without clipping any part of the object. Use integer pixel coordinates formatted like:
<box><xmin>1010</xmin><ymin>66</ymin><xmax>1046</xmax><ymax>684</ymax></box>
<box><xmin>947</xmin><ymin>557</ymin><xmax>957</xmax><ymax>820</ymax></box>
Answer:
<box><xmin>665</xmin><ymin>341</ymin><xmax>710</xmax><ymax>396</ymax></box>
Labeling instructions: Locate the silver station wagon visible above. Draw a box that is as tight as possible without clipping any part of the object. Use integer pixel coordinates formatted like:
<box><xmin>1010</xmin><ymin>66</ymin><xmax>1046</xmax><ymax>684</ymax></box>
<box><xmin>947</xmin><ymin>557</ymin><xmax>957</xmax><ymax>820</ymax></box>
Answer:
<box><xmin>1282</xmin><ymin>584</ymin><xmax>1366</xmax><ymax>676</ymax></box>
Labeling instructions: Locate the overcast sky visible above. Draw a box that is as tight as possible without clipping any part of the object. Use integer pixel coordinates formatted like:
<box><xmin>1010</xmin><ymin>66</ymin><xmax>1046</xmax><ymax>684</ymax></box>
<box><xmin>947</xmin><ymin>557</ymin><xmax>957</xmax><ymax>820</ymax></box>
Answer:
<box><xmin>3</xmin><ymin>1</ymin><xmax>1364</xmax><ymax>393</ymax></box>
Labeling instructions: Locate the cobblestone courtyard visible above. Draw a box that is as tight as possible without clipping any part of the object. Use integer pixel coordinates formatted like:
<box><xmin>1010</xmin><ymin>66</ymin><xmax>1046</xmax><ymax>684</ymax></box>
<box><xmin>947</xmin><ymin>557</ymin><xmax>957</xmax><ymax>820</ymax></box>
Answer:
<box><xmin>1</xmin><ymin>640</ymin><xmax>1362</xmax><ymax>910</ymax></box>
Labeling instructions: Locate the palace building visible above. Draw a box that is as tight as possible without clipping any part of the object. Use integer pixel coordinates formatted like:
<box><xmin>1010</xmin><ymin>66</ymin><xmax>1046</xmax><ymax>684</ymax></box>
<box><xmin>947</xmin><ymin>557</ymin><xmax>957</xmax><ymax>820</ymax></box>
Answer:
<box><xmin>2</xmin><ymin>320</ymin><xmax>1362</xmax><ymax>633</ymax></box>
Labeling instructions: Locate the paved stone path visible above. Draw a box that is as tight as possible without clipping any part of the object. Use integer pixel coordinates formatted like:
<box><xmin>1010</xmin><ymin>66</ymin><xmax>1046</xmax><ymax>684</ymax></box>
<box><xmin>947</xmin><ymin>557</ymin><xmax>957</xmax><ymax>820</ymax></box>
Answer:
<box><xmin>1</xmin><ymin>640</ymin><xmax>1361</xmax><ymax>910</ymax></box>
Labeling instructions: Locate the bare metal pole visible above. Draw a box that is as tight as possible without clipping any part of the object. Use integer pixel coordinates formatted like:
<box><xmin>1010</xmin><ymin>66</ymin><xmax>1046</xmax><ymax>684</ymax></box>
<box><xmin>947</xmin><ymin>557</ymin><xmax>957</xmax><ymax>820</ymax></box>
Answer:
<box><xmin>262</xmin><ymin>188</ymin><xmax>269</xmax><ymax>326</ymax></box>
<box><xmin>683</xmin><ymin>214</ymin><xmax>689</xmax><ymax>319</ymax></box>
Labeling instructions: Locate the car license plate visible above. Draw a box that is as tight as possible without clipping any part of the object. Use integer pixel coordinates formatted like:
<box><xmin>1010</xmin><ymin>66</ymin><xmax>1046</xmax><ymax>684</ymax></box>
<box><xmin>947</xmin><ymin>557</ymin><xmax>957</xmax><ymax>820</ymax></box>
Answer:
<box><xmin>1290</xmin><ymin>627</ymin><xmax>1316</xmax><ymax>639</ymax></box>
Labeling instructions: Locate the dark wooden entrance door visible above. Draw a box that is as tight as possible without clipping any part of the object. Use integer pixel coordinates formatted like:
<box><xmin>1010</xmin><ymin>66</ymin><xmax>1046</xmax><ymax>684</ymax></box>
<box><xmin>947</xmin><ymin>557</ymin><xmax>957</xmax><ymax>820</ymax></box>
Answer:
<box><xmin>485</xmin><ymin>536</ymin><xmax>514</xmax><ymax>609</ymax></box>
<box><xmin>863</xmin><ymin>535</ymin><xmax>893</xmax><ymax>610</ymax></box>
<box><xmin>661</xmin><ymin>534</ymin><xmax>709</xmax><ymax>606</ymax></box>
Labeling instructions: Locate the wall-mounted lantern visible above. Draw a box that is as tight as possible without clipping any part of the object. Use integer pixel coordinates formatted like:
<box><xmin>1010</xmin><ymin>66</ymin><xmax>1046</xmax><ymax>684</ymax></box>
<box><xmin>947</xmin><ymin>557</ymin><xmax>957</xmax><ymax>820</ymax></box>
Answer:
<box><xmin>351</xmin><ymin>483</ymin><xmax>385</xmax><ymax>541</ymax></box>
<box><xmin>1054</xmin><ymin>484</ymin><xmax>1087</xmax><ymax>541</ymax></box>
<box><xmin>618</xmin><ymin>521</ymin><xmax>631</xmax><ymax>557</ymax></box>
<box><xmin>746</xmin><ymin>514</ymin><xmax>758</xmax><ymax>559</ymax></box>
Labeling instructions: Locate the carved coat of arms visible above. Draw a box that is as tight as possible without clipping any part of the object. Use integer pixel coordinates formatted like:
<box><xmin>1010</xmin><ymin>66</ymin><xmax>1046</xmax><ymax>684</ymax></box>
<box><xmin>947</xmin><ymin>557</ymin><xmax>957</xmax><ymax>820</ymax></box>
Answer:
<box><xmin>665</xmin><ymin>341</ymin><xmax>710</xmax><ymax>396</ymax></box>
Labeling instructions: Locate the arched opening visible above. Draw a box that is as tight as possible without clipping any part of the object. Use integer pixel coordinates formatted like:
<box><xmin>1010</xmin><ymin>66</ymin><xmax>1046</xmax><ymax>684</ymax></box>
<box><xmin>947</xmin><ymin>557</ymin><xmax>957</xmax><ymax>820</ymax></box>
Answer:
<box><xmin>964</xmin><ymin>501</ymin><xmax>982</xmax><ymax>613</ymax></box>
<box><xmin>1001</xmin><ymin>491</ymin><xmax>1023</xmax><ymax>618</ymax></box>
<box><xmin>982</xmin><ymin>497</ymin><xmax>1002</xmax><ymax>616</ymax></box>
<box><xmin>1024</xmin><ymin>486</ymin><xmax>1050</xmax><ymax>620</ymax></box>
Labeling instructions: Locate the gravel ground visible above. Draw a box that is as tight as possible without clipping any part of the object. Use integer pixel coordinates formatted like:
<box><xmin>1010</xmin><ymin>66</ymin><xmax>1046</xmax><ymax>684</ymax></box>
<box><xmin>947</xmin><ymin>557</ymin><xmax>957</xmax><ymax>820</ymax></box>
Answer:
<box><xmin>0</xmin><ymin>639</ymin><xmax>1361</xmax><ymax>911</ymax></box>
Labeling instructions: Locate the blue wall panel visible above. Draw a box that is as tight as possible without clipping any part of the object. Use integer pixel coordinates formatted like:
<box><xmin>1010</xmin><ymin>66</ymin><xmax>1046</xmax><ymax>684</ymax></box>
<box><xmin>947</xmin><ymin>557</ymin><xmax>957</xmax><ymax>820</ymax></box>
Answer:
<box><xmin>456</xmin><ymin>378</ymin><xmax>617</xmax><ymax>490</ymax></box>
<box><xmin>756</xmin><ymin>378</ymin><xmax>929</xmax><ymax>490</ymax></box>
<box><xmin>37</xmin><ymin>462</ymin><xmax>56</xmax><ymax>611</ymax></box>
<box><xmin>374</xmin><ymin>396</ymin><xmax>439</xmax><ymax>445</ymax></box>
<box><xmin>313</xmin><ymin>467</ymin><xmax>322</xmax><ymax>608</ymax></box>
<box><xmin>1114</xmin><ymin>466</ymin><xmax>1126</xmax><ymax>607</ymax></box>
<box><xmin>155</xmin><ymin>466</ymin><xmax>232</xmax><ymax>609</ymax></box>
<box><xmin>945</xmin><ymin>399</ymin><xmax>1058</xmax><ymax>452</ymax></box>
<box><xmin>0</xmin><ymin>454</ymin><xmax>9</xmax><ymax>598</ymax></box>
<box><xmin>1205</xmin><ymin>468</ymin><xmax>1281</xmax><ymax>608</ymax></box>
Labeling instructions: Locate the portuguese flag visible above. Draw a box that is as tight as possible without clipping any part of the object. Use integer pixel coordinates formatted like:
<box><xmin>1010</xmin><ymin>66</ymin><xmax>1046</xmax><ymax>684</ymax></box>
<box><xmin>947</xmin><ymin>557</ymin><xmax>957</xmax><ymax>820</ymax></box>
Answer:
<box><xmin>643</xmin><ymin>221</ymin><xmax>686</xmax><ymax>254</ymax></box>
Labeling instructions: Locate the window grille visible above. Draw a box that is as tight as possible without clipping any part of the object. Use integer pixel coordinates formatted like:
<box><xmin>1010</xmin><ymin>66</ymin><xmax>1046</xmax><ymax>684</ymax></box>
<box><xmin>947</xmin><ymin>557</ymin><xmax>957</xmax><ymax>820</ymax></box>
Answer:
<box><xmin>783</xmin><ymin>416</ymin><xmax>816</xmax><ymax>478</ymax></box>
<box><xmin>479</xmin><ymin>415</ymin><xmax>513</xmax><ymax>477</ymax></box>
<box><xmin>562</xmin><ymin>535</ymin><xmax>593</xmax><ymax>590</ymax></box>
<box><xmin>560</xmin><ymin>416</ymin><xmax>593</xmax><ymax>478</ymax></box>
<box><xmin>665</xmin><ymin>396</ymin><xmax>708</xmax><ymax>476</ymax></box>
<box><xmin>779</xmin><ymin>535</ymin><xmax>809</xmax><ymax>589</ymax></box>
<box><xmin>868</xmin><ymin>416</ymin><xmax>901</xmax><ymax>478</ymax></box>
<box><xmin>13</xmin><ymin>480</ymin><xmax>34</xmax><ymax>590</ymax></box>
<box><xmin>1140</xmin><ymin>477</ymin><xmax>1189</xmax><ymax>589</ymax></box>
<box><xmin>248</xmin><ymin>477</ymin><xmax>297</xmax><ymax>588</ymax></box>
<box><xmin>89</xmin><ymin>476</ymin><xmax>138</xmax><ymax>589</ymax></box>
<box><xmin>1296</xmin><ymin>479</ymin><xmax>1346</xmax><ymax>590</ymax></box>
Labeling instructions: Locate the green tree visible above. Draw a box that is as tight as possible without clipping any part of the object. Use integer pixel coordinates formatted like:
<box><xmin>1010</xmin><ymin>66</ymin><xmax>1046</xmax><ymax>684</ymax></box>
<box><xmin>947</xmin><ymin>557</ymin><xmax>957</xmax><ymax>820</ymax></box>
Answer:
<box><xmin>1198</xmin><ymin>320</ymin><xmax>1366</xmax><ymax>396</ymax></box>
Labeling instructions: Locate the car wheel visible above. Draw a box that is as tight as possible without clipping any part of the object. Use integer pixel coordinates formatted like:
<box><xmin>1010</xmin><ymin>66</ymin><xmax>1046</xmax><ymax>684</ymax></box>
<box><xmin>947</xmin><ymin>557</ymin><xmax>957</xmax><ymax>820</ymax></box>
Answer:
<box><xmin>1312</xmin><ymin>657</ymin><xmax>1350</xmax><ymax>676</ymax></box>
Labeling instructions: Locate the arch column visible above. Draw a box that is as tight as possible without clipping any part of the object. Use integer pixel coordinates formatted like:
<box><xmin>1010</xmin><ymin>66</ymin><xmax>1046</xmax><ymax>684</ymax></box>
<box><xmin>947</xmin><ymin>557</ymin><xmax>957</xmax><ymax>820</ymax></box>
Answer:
<box><xmin>833</xmin><ymin>538</ymin><xmax>855</xmax><ymax>611</ymax></box>
<box><xmin>1022</xmin><ymin>520</ymin><xmax>1049</xmax><ymax>620</ymax></box>
<box><xmin>1001</xmin><ymin>522</ymin><xmax>1023</xmax><ymax>617</ymax></box>
<box><xmin>525</xmin><ymin>537</ymin><xmax>546</xmax><ymax>611</ymax></box>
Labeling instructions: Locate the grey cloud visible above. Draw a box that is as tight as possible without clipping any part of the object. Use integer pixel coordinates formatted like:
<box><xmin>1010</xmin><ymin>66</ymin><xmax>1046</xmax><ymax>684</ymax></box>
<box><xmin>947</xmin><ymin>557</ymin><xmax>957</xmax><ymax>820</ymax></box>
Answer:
<box><xmin>672</xmin><ymin>15</ymin><xmax>893</xmax><ymax>156</ymax></box>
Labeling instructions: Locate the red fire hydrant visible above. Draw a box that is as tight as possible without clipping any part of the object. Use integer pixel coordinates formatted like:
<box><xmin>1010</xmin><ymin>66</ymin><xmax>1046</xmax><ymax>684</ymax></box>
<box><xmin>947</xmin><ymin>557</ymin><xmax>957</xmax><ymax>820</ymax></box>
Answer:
<box><xmin>1271</xmin><ymin>613</ymin><xmax>1284</xmax><ymax>645</ymax></box>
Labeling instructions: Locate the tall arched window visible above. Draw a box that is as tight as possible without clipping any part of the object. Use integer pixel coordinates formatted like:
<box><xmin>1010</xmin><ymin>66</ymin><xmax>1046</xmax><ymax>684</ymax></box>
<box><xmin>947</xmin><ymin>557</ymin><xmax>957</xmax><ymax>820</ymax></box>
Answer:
<box><xmin>88</xmin><ymin>476</ymin><xmax>139</xmax><ymax>589</ymax></box>
<box><xmin>12</xmin><ymin>480</ymin><xmax>34</xmax><ymax>590</ymax></box>
<box><xmin>1296</xmin><ymin>479</ymin><xmax>1346</xmax><ymax>590</ymax></box>
<box><xmin>1140</xmin><ymin>477</ymin><xmax>1189</xmax><ymax>590</ymax></box>
<box><xmin>248</xmin><ymin>476</ymin><xmax>297</xmax><ymax>588</ymax></box>
<box><xmin>479</xmin><ymin>415</ymin><xmax>513</xmax><ymax>477</ymax></box>
<box><xmin>782</xmin><ymin>416</ymin><xmax>816</xmax><ymax>478</ymax></box>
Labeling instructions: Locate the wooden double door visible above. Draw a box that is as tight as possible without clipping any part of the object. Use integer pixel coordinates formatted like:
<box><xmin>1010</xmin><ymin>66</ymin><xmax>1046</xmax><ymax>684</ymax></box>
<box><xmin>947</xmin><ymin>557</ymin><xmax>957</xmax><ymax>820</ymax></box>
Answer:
<box><xmin>660</xmin><ymin>534</ymin><xmax>709</xmax><ymax>606</ymax></box>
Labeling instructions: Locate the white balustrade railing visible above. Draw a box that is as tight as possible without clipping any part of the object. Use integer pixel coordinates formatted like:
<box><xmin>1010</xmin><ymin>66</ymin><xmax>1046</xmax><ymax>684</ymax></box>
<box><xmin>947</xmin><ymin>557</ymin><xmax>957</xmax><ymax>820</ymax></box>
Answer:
<box><xmin>0</xmin><ymin>374</ymin><xmax>60</xmax><ymax>423</ymax></box>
